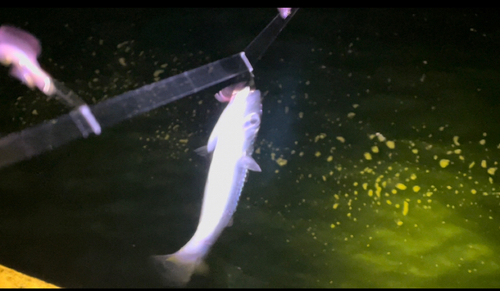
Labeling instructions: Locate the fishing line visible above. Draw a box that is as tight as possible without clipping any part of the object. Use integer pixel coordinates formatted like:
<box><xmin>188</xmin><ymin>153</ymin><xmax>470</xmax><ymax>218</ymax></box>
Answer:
<box><xmin>0</xmin><ymin>9</ymin><xmax>298</xmax><ymax>169</ymax></box>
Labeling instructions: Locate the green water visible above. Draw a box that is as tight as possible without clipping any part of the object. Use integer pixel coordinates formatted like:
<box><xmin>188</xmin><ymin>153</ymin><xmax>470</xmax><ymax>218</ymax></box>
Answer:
<box><xmin>0</xmin><ymin>8</ymin><xmax>499</xmax><ymax>288</ymax></box>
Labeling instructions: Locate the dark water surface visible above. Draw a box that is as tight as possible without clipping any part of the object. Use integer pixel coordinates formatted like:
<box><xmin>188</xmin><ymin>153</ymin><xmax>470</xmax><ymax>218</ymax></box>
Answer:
<box><xmin>0</xmin><ymin>8</ymin><xmax>500</xmax><ymax>287</ymax></box>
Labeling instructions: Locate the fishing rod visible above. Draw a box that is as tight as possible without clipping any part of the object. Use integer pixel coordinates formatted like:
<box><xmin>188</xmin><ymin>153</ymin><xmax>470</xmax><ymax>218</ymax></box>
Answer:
<box><xmin>0</xmin><ymin>8</ymin><xmax>299</xmax><ymax>170</ymax></box>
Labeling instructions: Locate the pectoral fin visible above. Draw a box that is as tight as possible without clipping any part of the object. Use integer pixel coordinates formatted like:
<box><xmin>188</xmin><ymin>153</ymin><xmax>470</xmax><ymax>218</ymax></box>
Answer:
<box><xmin>241</xmin><ymin>156</ymin><xmax>261</xmax><ymax>172</ymax></box>
<box><xmin>194</xmin><ymin>146</ymin><xmax>209</xmax><ymax>156</ymax></box>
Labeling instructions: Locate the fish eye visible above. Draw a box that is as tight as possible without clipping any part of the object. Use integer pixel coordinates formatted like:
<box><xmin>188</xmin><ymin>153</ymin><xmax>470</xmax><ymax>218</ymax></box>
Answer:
<box><xmin>244</xmin><ymin>113</ymin><xmax>260</xmax><ymax>128</ymax></box>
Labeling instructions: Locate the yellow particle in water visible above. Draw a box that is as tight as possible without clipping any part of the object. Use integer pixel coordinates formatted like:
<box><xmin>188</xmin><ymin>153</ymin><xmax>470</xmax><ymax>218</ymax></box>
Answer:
<box><xmin>412</xmin><ymin>148</ymin><xmax>419</xmax><ymax>154</ymax></box>
<box><xmin>118</xmin><ymin>57</ymin><xmax>126</xmax><ymax>66</ymax></box>
<box><xmin>386</xmin><ymin>140</ymin><xmax>395</xmax><ymax>149</ymax></box>
<box><xmin>453</xmin><ymin>136</ymin><xmax>460</xmax><ymax>146</ymax></box>
<box><xmin>330</xmin><ymin>224</ymin><xmax>336</xmax><ymax>228</ymax></box>
<box><xmin>413</xmin><ymin>186</ymin><xmax>421</xmax><ymax>192</ymax></box>
<box><xmin>333</xmin><ymin>203</ymin><xmax>339</xmax><ymax>209</ymax></box>
<box><xmin>469</xmin><ymin>161</ymin><xmax>475</xmax><ymax>169</ymax></box>
<box><xmin>364</xmin><ymin>152</ymin><xmax>372</xmax><ymax>160</ymax></box>
<box><xmin>440</xmin><ymin>159</ymin><xmax>450</xmax><ymax>168</ymax></box>
<box><xmin>298</xmin><ymin>112</ymin><xmax>304</xmax><ymax>118</ymax></box>
<box><xmin>315</xmin><ymin>151</ymin><xmax>321</xmax><ymax>157</ymax></box>
<box><xmin>426</xmin><ymin>192</ymin><xmax>433</xmax><ymax>197</ymax></box>
<box><xmin>362</xmin><ymin>183</ymin><xmax>368</xmax><ymax>190</ymax></box>
<box><xmin>454</xmin><ymin>149</ymin><xmax>462</xmax><ymax>154</ymax></box>
<box><xmin>489</xmin><ymin>177</ymin><xmax>494</xmax><ymax>184</ymax></box>
<box><xmin>480</xmin><ymin>139</ymin><xmax>486</xmax><ymax>145</ymax></box>
<box><xmin>347</xmin><ymin>112</ymin><xmax>356</xmax><ymax>119</ymax></box>
<box><xmin>376</xmin><ymin>133</ymin><xmax>386</xmax><ymax>142</ymax></box>
<box><xmin>352</xmin><ymin>103</ymin><xmax>359</xmax><ymax>108</ymax></box>
<box><xmin>336</xmin><ymin>136</ymin><xmax>345</xmax><ymax>143</ymax></box>
<box><xmin>386</xmin><ymin>200</ymin><xmax>392</xmax><ymax>205</ymax></box>
<box><xmin>396</xmin><ymin>183</ymin><xmax>407</xmax><ymax>190</ymax></box>
<box><xmin>153</xmin><ymin>69</ymin><xmax>164</xmax><ymax>77</ymax></box>
<box><xmin>322</xmin><ymin>175</ymin><xmax>327</xmax><ymax>182</ymax></box>
<box><xmin>410</xmin><ymin>173</ymin><xmax>417</xmax><ymax>180</ymax></box>
<box><xmin>488</xmin><ymin>167</ymin><xmax>497</xmax><ymax>175</ymax></box>
<box><xmin>327</xmin><ymin>156</ymin><xmax>333</xmax><ymax>162</ymax></box>
<box><xmin>276</xmin><ymin>157</ymin><xmax>288</xmax><ymax>166</ymax></box>
<box><xmin>368</xmin><ymin>189</ymin><xmax>374</xmax><ymax>197</ymax></box>
<box><xmin>371</xmin><ymin>146</ymin><xmax>379</xmax><ymax>153</ymax></box>
<box><xmin>353</xmin><ymin>182</ymin><xmax>358</xmax><ymax>186</ymax></box>
<box><xmin>471</xmin><ymin>189</ymin><xmax>477</xmax><ymax>195</ymax></box>
<box><xmin>481</xmin><ymin>160</ymin><xmax>487</xmax><ymax>168</ymax></box>
<box><xmin>396</xmin><ymin>220</ymin><xmax>403</xmax><ymax>226</ymax></box>
<box><xmin>391</xmin><ymin>189</ymin><xmax>397</xmax><ymax>194</ymax></box>
<box><xmin>403</xmin><ymin>201</ymin><xmax>409</xmax><ymax>216</ymax></box>
<box><xmin>314</xmin><ymin>133</ymin><xmax>327</xmax><ymax>142</ymax></box>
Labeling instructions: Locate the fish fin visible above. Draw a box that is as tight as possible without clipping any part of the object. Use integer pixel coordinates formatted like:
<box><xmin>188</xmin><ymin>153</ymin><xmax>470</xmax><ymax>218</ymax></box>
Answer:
<box><xmin>195</xmin><ymin>260</ymin><xmax>209</xmax><ymax>275</ymax></box>
<box><xmin>241</xmin><ymin>156</ymin><xmax>261</xmax><ymax>172</ymax></box>
<box><xmin>149</xmin><ymin>253</ymin><xmax>199</xmax><ymax>287</ymax></box>
<box><xmin>194</xmin><ymin>146</ymin><xmax>209</xmax><ymax>156</ymax></box>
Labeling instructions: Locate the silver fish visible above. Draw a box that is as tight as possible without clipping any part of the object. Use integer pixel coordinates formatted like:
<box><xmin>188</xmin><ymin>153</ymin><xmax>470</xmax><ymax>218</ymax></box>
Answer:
<box><xmin>152</xmin><ymin>86</ymin><xmax>262</xmax><ymax>286</ymax></box>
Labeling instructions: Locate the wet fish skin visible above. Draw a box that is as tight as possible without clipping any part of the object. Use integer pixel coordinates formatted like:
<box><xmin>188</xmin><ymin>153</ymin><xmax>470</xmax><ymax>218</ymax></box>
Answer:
<box><xmin>151</xmin><ymin>86</ymin><xmax>262</xmax><ymax>286</ymax></box>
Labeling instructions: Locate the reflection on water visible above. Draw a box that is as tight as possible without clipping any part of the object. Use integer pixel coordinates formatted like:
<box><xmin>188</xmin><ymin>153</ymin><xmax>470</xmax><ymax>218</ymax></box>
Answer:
<box><xmin>0</xmin><ymin>8</ymin><xmax>500</xmax><ymax>288</ymax></box>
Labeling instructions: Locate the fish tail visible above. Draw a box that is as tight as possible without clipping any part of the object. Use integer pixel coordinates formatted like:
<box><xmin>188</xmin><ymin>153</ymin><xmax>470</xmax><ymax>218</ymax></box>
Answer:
<box><xmin>150</xmin><ymin>252</ymin><xmax>201</xmax><ymax>286</ymax></box>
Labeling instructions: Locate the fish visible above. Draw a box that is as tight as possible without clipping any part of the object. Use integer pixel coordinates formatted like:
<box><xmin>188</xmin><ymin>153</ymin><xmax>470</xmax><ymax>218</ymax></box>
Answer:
<box><xmin>0</xmin><ymin>25</ymin><xmax>55</xmax><ymax>95</ymax></box>
<box><xmin>151</xmin><ymin>86</ymin><xmax>262</xmax><ymax>286</ymax></box>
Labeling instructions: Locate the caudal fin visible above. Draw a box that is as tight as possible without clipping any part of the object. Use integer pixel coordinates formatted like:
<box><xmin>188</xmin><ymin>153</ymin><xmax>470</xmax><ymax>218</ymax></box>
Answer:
<box><xmin>149</xmin><ymin>253</ymin><xmax>200</xmax><ymax>287</ymax></box>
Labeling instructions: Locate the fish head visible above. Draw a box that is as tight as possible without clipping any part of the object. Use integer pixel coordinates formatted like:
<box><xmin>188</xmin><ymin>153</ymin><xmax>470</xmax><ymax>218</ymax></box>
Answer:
<box><xmin>240</xmin><ymin>88</ymin><xmax>262</xmax><ymax>150</ymax></box>
<box><xmin>242</xmin><ymin>90</ymin><xmax>262</xmax><ymax>130</ymax></box>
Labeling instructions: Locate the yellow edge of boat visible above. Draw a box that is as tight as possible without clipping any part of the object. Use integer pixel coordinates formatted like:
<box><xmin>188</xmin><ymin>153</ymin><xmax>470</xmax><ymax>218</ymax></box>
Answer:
<box><xmin>0</xmin><ymin>263</ymin><xmax>59</xmax><ymax>288</ymax></box>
